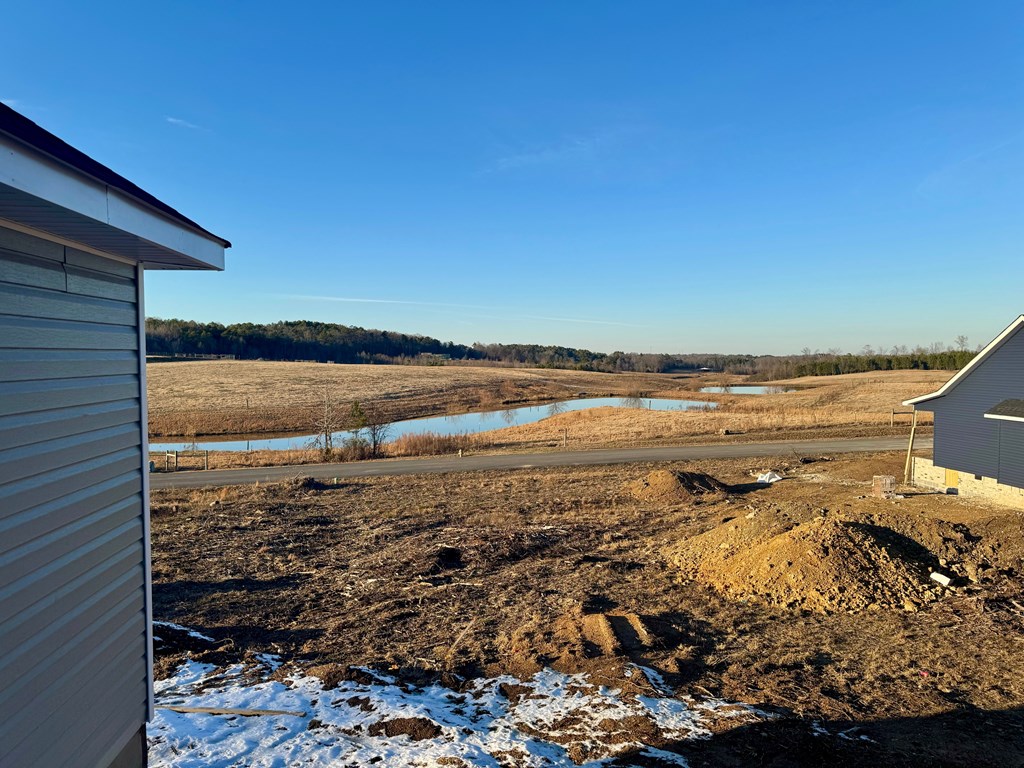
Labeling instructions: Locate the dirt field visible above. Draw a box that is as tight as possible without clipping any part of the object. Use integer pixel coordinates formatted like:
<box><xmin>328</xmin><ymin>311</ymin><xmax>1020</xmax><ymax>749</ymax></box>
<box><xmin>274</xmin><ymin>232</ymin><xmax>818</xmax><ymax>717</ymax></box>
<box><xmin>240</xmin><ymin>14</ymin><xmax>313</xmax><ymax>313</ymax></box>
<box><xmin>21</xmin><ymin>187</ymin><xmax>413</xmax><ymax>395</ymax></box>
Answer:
<box><xmin>146</xmin><ymin>360</ymin><xmax>705</xmax><ymax>437</ymax></box>
<box><xmin>151</xmin><ymin>451</ymin><xmax>1024</xmax><ymax>766</ymax></box>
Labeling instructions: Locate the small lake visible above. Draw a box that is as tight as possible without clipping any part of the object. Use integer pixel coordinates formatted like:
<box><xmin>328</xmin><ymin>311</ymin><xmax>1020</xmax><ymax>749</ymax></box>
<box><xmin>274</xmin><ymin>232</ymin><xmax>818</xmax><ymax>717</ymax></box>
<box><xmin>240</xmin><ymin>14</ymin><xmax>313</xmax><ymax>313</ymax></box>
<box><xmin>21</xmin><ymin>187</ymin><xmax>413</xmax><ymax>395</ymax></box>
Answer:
<box><xmin>699</xmin><ymin>385</ymin><xmax>793</xmax><ymax>395</ymax></box>
<box><xmin>150</xmin><ymin>396</ymin><xmax>715</xmax><ymax>452</ymax></box>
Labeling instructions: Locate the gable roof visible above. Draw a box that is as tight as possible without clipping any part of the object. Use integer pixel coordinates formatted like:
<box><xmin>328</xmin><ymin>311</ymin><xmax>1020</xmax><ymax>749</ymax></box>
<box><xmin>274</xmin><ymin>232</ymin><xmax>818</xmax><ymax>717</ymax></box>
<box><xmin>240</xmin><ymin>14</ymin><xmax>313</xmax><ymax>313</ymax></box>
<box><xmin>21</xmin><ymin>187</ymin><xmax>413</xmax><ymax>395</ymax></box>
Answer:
<box><xmin>984</xmin><ymin>399</ymin><xmax>1024</xmax><ymax>423</ymax></box>
<box><xmin>0</xmin><ymin>103</ymin><xmax>229</xmax><ymax>248</ymax></box>
<box><xmin>903</xmin><ymin>315</ymin><xmax>1024</xmax><ymax>407</ymax></box>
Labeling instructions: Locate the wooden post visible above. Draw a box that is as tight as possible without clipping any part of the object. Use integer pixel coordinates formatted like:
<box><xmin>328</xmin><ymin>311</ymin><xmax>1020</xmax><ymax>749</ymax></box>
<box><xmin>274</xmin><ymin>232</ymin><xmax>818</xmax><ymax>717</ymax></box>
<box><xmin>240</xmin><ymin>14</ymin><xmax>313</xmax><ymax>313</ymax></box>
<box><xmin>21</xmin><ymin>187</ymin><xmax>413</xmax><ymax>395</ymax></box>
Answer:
<box><xmin>174</xmin><ymin>451</ymin><xmax>179</xmax><ymax>471</ymax></box>
<box><xmin>204</xmin><ymin>450</ymin><xmax>209</xmax><ymax>470</ymax></box>
<box><xmin>890</xmin><ymin>409</ymin><xmax>895</xmax><ymax>428</ymax></box>
<box><xmin>562</xmin><ymin>429</ymin><xmax>568</xmax><ymax>448</ymax></box>
<box><xmin>903</xmin><ymin>410</ymin><xmax>918</xmax><ymax>485</ymax></box>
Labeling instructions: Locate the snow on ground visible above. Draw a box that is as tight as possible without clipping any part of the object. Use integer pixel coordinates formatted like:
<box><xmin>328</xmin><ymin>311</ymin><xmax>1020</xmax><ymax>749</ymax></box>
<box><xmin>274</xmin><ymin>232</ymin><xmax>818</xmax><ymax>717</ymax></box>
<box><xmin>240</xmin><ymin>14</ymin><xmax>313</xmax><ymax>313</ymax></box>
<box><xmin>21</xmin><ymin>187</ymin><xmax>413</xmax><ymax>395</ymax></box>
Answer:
<box><xmin>149</xmin><ymin>657</ymin><xmax>768</xmax><ymax>767</ymax></box>
<box><xmin>153</xmin><ymin>621</ymin><xmax>216</xmax><ymax>643</ymax></box>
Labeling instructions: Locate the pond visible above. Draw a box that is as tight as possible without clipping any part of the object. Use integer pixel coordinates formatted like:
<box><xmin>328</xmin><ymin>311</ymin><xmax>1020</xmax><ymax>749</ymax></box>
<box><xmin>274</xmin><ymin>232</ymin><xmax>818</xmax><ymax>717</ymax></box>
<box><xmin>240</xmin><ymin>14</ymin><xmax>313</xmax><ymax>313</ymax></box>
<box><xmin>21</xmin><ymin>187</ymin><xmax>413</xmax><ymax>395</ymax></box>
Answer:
<box><xmin>699</xmin><ymin>385</ymin><xmax>793</xmax><ymax>395</ymax></box>
<box><xmin>150</xmin><ymin>396</ymin><xmax>716</xmax><ymax>452</ymax></box>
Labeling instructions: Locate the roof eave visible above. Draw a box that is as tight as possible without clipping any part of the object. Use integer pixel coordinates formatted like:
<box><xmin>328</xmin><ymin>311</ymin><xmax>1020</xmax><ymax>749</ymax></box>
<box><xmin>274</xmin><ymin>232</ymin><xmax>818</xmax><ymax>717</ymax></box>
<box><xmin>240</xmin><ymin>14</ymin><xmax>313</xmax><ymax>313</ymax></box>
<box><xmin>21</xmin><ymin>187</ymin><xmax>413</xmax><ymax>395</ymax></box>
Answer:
<box><xmin>902</xmin><ymin>393</ymin><xmax>941</xmax><ymax>407</ymax></box>
<box><xmin>0</xmin><ymin>132</ymin><xmax>226</xmax><ymax>270</ymax></box>
<box><xmin>984</xmin><ymin>413</ymin><xmax>1024</xmax><ymax>423</ymax></box>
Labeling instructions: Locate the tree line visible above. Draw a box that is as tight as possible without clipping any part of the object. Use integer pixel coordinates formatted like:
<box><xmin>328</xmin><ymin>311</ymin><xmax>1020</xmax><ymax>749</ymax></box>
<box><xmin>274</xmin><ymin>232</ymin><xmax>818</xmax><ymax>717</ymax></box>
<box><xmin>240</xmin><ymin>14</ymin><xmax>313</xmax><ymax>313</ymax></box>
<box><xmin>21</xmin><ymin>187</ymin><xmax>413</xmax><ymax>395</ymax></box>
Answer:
<box><xmin>145</xmin><ymin>318</ymin><xmax>975</xmax><ymax>378</ymax></box>
<box><xmin>145</xmin><ymin>318</ymin><xmax>753</xmax><ymax>373</ymax></box>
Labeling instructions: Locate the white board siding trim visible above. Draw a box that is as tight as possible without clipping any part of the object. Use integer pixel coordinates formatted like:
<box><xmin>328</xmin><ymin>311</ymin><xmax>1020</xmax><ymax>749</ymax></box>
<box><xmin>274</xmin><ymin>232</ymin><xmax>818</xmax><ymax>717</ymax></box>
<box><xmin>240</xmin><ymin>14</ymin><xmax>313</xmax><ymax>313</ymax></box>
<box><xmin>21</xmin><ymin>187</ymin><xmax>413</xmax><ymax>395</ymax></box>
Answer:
<box><xmin>984</xmin><ymin>413</ymin><xmax>1024</xmax><ymax>423</ymax></box>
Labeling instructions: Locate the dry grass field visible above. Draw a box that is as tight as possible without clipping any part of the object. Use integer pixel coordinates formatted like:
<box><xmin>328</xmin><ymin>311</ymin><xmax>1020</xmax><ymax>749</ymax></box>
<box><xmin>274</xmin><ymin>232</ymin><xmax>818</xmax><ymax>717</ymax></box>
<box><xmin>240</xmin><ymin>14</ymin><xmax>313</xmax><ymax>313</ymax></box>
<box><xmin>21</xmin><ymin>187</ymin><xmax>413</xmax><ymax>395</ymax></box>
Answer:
<box><xmin>151</xmin><ymin>452</ymin><xmax>1024</xmax><ymax>765</ymax></box>
<box><xmin>484</xmin><ymin>369</ymin><xmax>948</xmax><ymax>451</ymax></box>
<box><xmin>147</xmin><ymin>366</ymin><xmax>952</xmax><ymax>469</ymax></box>
<box><xmin>146</xmin><ymin>360</ymin><xmax>703</xmax><ymax>437</ymax></box>
<box><xmin>148</xmin><ymin>361</ymin><xmax>948</xmax><ymax>440</ymax></box>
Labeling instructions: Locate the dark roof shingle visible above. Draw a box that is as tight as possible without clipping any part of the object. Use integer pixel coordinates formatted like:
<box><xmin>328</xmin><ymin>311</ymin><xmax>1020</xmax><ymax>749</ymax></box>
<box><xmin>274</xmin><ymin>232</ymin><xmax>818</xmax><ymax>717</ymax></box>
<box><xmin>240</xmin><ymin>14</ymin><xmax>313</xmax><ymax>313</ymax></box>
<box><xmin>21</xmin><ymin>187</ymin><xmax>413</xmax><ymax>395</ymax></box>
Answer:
<box><xmin>986</xmin><ymin>399</ymin><xmax>1024</xmax><ymax>419</ymax></box>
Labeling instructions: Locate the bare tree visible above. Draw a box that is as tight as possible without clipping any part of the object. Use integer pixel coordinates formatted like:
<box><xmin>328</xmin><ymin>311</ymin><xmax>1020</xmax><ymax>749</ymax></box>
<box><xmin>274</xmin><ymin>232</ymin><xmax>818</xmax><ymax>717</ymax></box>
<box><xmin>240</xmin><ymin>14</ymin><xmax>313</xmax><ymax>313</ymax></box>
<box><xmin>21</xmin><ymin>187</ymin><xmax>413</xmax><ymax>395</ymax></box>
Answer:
<box><xmin>954</xmin><ymin>334</ymin><xmax>969</xmax><ymax>351</ymax></box>
<box><xmin>310</xmin><ymin>383</ymin><xmax>342</xmax><ymax>458</ymax></box>
<box><xmin>365</xmin><ymin>417</ymin><xmax>391</xmax><ymax>457</ymax></box>
<box><xmin>349</xmin><ymin>400</ymin><xmax>392</xmax><ymax>458</ymax></box>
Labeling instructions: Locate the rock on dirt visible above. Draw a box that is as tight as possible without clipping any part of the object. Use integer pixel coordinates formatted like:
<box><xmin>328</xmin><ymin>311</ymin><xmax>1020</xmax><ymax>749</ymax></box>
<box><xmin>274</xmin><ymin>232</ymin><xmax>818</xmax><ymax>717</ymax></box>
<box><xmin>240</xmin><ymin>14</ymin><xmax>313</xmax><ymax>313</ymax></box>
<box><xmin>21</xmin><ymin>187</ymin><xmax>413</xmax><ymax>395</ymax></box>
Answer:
<box><xmin>625</xmin><ymin>470</ymin><xmax>727</xmax><ymax>503</ymax></box>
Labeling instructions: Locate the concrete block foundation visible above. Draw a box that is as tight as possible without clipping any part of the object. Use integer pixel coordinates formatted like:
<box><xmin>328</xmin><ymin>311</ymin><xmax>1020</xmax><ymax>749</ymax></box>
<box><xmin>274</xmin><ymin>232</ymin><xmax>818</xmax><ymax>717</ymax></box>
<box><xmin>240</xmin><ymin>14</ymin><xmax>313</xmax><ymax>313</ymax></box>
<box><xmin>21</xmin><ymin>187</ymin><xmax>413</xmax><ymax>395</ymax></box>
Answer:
<box><xmin>912</xmin><ymin>457</ymin><xmax>1024</xmax><ymax>510</ymax></box>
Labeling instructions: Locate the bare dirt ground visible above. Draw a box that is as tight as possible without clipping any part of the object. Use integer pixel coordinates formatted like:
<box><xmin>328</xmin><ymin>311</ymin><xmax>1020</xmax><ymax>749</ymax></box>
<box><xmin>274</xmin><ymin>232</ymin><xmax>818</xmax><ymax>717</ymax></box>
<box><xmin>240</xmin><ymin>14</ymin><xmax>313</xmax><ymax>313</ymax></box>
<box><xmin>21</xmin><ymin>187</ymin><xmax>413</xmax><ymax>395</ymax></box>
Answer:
<box><xmin>146</xmin><ymin>360</ymin><xmax>704</xmax><ymax>437</ymax></box>
<box><xmin>151</xmin><ymin>451</ymin><xmax>1024</xmax><ymax>766</ymax></box>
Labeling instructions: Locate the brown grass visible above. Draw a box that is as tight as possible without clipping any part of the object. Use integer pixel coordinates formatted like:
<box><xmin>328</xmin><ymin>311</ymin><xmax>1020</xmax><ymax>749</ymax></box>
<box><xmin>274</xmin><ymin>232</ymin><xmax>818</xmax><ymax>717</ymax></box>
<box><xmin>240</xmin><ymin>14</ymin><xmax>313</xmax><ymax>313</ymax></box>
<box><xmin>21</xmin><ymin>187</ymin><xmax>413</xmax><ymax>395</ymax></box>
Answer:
<box><xmin>146</xmin><ymin>360</ymin><xmax>705</xmax><ymax>437</ymax></box>
<box><xmin>389</xmin><ymin>431</ymin><xmax>475</xmax><ymax>457</ymax></box>
<box><xmin>147</xmin><ymin>368</ymin><xmax>953</xmax><ymax>467</ymax></box>
<box><xmin>477</xmin><ymin>370</ymin><xmax>948</xmax><ymax>450</ymax></box>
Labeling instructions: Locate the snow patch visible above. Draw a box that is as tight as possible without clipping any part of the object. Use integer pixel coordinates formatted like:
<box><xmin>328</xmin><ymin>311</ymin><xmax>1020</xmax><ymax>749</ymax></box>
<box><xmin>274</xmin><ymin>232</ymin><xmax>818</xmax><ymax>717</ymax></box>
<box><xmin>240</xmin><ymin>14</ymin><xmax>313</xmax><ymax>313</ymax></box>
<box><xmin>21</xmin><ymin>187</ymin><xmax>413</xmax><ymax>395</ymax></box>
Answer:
<box><xmin>153</xmin><ymin>621</ymin><xmax>215</xmax><ymax>642</ymax></box>
<box><xmin>149</xmin><ymin>659</ymin><xmax>769</xmax><ymax>767</ymax></box>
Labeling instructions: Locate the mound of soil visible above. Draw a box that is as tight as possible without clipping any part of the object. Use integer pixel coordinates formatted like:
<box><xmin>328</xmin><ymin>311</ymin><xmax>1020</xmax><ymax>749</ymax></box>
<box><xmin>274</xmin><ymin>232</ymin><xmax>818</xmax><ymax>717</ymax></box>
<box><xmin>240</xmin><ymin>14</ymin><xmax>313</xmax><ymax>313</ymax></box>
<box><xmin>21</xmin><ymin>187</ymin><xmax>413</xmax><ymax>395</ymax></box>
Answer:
<box><xmin>668</xmin><ymin>509</ymin><xmax>980</xmax><ymax>613</ymax></box>
<box><xmin>626</xmin><ymin>470</ymin><xmax>727</xmax><ymax>503</ymax></box>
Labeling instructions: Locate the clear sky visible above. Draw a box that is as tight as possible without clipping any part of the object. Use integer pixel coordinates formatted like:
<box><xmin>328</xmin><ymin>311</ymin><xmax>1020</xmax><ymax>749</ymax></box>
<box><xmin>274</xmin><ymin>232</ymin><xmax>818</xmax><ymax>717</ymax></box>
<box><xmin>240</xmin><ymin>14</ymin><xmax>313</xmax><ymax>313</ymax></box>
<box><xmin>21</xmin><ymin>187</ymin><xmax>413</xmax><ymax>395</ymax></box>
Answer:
<box><xmin>4</xmin><ymin>2</ymin><xmax>1022</xmax><ymax>354</ymax></box>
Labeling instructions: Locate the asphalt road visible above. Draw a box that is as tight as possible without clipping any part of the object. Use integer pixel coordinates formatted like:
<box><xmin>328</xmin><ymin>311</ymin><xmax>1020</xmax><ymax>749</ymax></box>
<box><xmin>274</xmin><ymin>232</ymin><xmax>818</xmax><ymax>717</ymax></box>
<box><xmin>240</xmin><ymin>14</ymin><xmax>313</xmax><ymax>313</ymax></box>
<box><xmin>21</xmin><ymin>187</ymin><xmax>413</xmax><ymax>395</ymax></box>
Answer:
<box><xmin>149</xmin><ymin>436</ymin><xmax>930</xmax><ymax>490</ymax></box>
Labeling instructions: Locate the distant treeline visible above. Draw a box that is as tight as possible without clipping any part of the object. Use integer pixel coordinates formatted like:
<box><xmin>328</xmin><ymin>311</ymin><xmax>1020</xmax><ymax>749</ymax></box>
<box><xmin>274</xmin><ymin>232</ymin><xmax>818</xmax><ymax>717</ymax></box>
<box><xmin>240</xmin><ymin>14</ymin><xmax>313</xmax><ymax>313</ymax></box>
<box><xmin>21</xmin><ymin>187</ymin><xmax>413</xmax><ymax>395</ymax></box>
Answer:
<box><xmin>146</xmin><ymin>318</ymin><xmax>475</xmax><ymax>364</ymax></box>
<box><xmin>145</xmin><ymin>318</ymin><xmax>752</xmax><ymax>373</ymax></box>
<box><xmin>748</xmin><ymin>350</ymin><xmax>977</xmax><ymax>380</ymax></box>
<box><xmin>145</xmin><ymin>318</ymin><xmax>975</xmax><ymax>377</ymax></box>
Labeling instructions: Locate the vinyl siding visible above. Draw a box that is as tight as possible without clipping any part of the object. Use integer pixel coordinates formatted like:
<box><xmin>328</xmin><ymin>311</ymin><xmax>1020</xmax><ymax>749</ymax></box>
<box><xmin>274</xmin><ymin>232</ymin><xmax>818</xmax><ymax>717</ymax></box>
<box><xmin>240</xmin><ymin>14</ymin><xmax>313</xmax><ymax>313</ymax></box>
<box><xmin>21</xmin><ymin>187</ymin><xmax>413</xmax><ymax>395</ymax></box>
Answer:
<box><xmin>997</xmin><ymin>422</ymin><xmax>1024</xmax><ymax>489</ymax></box>
<box><xmin>0</xmin><ymin>225</ymin><xmax>147</xmax><ymax>768</ymax></box>
<box><xmin>921</xmin><ymin>328</ymin><xmax>1024</xmax><ymax>485</ymax></box>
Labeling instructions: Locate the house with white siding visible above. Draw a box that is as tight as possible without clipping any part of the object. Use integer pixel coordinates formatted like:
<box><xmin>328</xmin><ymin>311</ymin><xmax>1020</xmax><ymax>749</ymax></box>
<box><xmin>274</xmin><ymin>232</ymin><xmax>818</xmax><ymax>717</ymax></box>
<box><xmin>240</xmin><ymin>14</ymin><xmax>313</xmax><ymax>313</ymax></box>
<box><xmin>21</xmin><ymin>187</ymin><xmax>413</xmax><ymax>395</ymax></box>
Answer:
<box><xmin>0</xmin><ymin>103</ymin><xmax>229</xmax><ymax>767</ymax></box>
<box><xmin>904</xmin><ymin>315</ymin><xmax>1024</xmax><ymax>505</ymax></box>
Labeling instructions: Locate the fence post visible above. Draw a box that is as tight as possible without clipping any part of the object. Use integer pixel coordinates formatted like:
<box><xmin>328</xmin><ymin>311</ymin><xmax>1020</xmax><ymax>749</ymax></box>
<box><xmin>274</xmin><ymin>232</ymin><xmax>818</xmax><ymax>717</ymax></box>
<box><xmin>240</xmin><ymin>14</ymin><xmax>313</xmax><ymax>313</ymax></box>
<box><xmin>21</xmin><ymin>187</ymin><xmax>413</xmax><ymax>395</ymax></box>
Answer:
<box><xmin>903</xmin><ymin>410</ymin><xmax>918</xmax><ymax>485</ymax></box>
<box><xmin>204</xmin><ymin>450</ymin><xmax>209</xmax><ymax>471</ymax></box>
<box><xmin>890</xmin><ymin>409</ymin><xmax>894</xmax><ymax>428</ymax></box>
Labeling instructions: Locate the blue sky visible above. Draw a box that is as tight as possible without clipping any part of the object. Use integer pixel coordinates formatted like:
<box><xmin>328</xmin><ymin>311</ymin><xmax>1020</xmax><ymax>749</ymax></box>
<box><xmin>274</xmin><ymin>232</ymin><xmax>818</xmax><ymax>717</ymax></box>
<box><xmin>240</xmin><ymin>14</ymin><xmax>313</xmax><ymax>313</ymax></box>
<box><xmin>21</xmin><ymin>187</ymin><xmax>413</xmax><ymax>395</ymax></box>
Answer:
<box><xmin>5</xmin><ymin>1</ymin><xmax>1022</xmax><ymax>354</ymax></box>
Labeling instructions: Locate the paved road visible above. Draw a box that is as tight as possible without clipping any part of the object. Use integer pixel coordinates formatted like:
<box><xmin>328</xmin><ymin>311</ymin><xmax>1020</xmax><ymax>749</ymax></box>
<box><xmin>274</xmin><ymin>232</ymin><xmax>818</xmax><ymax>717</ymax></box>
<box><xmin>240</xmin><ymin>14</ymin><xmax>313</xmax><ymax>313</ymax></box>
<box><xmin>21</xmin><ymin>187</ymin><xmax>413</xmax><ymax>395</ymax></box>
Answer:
<box><xmin>150</xmin><ymin>436</ymin><xmax>930</xmax><ymax>490</ymax></box>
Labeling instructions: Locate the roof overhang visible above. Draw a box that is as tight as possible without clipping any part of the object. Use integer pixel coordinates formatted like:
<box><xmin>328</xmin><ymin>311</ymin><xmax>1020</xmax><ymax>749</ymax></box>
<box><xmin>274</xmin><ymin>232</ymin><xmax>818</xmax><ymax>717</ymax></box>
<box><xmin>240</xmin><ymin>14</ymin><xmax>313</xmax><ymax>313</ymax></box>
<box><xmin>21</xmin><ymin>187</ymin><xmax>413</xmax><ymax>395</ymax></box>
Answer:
<box><xmin>0</xmin><ymin>116</ymin><xmax>228</xmax><ymax>270</ymax></box>
<box><xmin>903</xmin><ymin>315</ymin><xmax>1024</xmax><ymax>407</ymax></box>
<box><xmin>983</xmin><ymin>399</ymin><xmax>1024</xmax><ymax>424</ymax></box>
<box><xmin>984</xmin><ymin>413</ymin><xmax>1024</xmax><ymax>423</ymax></box>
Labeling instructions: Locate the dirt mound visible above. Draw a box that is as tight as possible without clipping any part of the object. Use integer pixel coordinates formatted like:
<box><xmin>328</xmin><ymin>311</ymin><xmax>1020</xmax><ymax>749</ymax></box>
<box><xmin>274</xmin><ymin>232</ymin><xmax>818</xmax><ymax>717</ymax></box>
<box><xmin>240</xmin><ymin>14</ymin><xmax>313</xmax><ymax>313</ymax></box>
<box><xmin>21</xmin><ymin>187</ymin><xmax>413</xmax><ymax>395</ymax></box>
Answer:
<box><xmin>667</xmin><ymin>509</ymin><xmax>979</xmax><ymax>613</ymax></box>
<box><xmin>626</xmin><ymin>470</ymin><xmax>727</xmax><ymax>503</ymax></box>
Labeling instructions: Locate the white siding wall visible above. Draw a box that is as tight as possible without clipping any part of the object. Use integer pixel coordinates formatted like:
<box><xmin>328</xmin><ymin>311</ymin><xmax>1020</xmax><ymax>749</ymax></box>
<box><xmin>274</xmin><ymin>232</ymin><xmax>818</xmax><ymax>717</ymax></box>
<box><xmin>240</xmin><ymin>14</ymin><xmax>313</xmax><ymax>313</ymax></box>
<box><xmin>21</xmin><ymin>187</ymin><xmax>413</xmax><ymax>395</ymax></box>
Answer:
<box><xmin>0</xmin><ymin>224</ymin><xmax>147</xmax><ymax>768</ymax></box>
